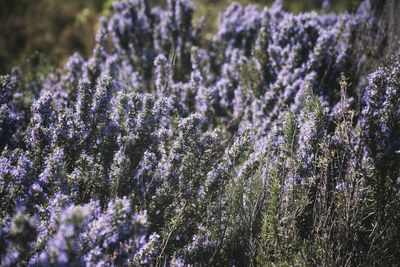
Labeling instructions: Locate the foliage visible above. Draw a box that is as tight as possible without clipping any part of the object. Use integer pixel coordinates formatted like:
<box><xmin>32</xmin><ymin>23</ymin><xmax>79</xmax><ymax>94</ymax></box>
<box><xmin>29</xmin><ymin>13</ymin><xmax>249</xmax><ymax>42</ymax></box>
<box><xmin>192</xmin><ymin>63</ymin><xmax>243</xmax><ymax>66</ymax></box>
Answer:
<box><xmin>0</xmin><ymin>0</ymin><xmax>399</xmax><ymax>266</ymax></box>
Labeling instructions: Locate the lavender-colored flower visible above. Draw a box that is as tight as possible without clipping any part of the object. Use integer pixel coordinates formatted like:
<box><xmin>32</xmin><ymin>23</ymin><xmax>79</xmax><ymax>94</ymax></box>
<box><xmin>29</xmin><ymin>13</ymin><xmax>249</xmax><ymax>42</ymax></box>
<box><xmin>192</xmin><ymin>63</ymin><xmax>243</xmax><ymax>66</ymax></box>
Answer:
<box><xmin>1</xmin><ymin>0</ymin><xmax>398</xmax><ymax>266</ymax></box>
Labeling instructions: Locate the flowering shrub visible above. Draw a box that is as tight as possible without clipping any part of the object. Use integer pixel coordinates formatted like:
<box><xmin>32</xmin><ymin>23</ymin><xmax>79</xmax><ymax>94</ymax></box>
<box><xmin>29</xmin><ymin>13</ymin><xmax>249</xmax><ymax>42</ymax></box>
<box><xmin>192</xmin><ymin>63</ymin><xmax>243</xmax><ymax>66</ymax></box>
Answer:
<box><xmin>1</xmin><ymin>0</ymin><xmax>399</xmax><ymax>266</ymax></box>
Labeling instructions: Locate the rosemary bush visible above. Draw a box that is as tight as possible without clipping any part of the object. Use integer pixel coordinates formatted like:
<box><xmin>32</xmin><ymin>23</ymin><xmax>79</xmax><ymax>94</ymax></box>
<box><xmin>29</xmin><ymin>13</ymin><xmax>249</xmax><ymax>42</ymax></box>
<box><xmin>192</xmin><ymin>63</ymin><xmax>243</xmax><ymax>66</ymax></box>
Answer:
<box><xmin>1</xmin><ymin>0</ymin><xmax>399</xmax><ymax>266</ymax></box>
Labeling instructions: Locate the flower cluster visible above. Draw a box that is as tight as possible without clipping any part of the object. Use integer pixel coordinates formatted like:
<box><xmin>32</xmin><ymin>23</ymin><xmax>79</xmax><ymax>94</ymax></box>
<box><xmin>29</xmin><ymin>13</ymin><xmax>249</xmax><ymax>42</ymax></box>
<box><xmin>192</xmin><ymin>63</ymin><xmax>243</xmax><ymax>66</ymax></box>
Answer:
<box><xmin>1</xmin><ymin>0</ymin><xmax>399</xmax><ymax>266</ymax></box>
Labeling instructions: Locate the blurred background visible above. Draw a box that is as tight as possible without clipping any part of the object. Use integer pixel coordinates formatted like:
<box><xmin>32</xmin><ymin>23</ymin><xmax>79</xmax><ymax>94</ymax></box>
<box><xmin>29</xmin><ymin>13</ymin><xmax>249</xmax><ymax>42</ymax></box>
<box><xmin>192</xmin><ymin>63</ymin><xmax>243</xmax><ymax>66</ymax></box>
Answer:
<box><xmin>0</xmin><ymin>0</ymin><xmax>363</xmax><ymax>75</ymax></box>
